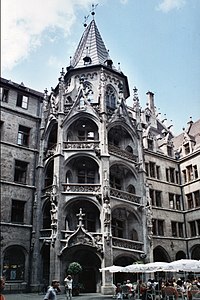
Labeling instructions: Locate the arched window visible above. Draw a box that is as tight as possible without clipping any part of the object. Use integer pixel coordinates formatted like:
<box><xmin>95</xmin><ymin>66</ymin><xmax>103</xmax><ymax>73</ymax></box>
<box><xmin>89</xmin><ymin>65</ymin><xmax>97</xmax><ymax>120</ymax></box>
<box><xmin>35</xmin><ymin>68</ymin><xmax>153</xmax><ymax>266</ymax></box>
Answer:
<box><xmin>106</xmin><ymin>86</ymin><xmax>116</xmax><ymax>110</ymax></box>
<box><xmin>43</xmin><ymin>201</ymin><xmax>51</xmax><ymax>229</ymax></box>
<box><xmin>3</xmin><ymin>247</ymin><xmax>25</xmax><ymax>280</ymax></box>
<box><xmin>127</xmin><ymin>184</ymin><xmax>136</xmax><ymax>194</ymax></box>
<box><xmin>44</xmin><ymin>160</ymin><xmax>54</xmax><ymax>187</ymax></box>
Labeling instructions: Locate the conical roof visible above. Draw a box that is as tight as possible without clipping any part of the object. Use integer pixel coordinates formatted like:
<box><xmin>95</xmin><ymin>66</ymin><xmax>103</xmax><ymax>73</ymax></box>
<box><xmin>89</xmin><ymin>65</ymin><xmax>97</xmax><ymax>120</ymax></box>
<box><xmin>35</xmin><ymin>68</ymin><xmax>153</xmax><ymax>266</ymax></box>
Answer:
<box><xmin>71</xmin><ymin>19</ymin><xmax>111</xmax><ymax>69</ymax></box>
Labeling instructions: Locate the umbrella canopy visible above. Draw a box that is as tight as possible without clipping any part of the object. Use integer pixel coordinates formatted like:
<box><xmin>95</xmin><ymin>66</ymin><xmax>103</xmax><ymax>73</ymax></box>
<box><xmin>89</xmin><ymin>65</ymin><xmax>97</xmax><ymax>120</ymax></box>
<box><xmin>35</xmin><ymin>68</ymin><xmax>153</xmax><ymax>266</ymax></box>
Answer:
<box><xmin>99</xmin><ymin>265</ymin><xmax>124</xmax><ymax>273</ymax></box>
<box><xmin>123</xmin><ymin>263</ymin><xmax>146</xmax><ymax>273</ymax></box>
<box><xmin>144</xmin><ymin>262</ymin><xmax>172</xmax><ymax>272</ymax></box>
<box><xmin>168</xmin><ymin>259</ymin><xmax>200</xmax><ymax>272</ymax></box>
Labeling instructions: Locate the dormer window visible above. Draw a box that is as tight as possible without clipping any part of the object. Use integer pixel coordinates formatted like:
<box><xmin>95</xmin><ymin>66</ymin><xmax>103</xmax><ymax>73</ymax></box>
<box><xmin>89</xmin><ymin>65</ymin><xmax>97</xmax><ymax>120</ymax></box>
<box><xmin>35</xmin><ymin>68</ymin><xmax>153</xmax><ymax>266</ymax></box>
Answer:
<box><xmin>184</xmin><ymin>143</ymin><xmax>190</xmax><ymax>155</ymax></box>
<box><xmin>167</xmin><ymin>145</ymin><xmax>173</xmax><ymax>157</ymax></box>
<box><xmin>83</xmin><ymin>55</ymin><xmax>92</xmax><ymax>65</ymax></box>
<box><xmin>146</xmin><ymin>114</ymin><xmax>150</xmax><ymax>123</ymax></box>
<box><xmin>147</xmin><ymin>138</ymin><xmax>153</xmax><ymax>151</ymax></box>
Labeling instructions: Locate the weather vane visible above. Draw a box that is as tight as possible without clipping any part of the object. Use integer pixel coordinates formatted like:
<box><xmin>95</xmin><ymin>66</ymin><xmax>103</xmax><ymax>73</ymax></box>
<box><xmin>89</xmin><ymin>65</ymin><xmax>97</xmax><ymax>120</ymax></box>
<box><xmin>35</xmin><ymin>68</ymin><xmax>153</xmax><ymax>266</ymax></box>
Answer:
<box><xmin>90</xmin><ymin>3</ymin><xmax>98</xmax><ymax>17</ymax></box>
<box><xmin>83</xmin><ymin>3</ymin><xmax>98</xmax><ymax>27</ymax></box>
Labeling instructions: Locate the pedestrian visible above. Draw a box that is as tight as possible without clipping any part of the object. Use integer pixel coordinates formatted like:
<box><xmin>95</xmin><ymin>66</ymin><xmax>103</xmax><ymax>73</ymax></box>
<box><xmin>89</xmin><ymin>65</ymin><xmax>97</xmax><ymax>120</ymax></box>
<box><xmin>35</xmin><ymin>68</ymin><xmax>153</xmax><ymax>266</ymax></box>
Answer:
<box><xmin>0</xmin><ymin>276</ymin><xmax>6</xmax><ymax>300</ymax></box>
<box><xmin>43</xmin><ymin>280</ymin><xmax>60</xmax><ymax>300</ymax></box>
<box><xmin>116</xmin><ymin>283</ymin><xmax>123</xmax><ymax>299</ymax></box>
<box><xmin>64</xmin><ymin>274</ymin><xmax>73</xmax><ymax>299</ymax></box>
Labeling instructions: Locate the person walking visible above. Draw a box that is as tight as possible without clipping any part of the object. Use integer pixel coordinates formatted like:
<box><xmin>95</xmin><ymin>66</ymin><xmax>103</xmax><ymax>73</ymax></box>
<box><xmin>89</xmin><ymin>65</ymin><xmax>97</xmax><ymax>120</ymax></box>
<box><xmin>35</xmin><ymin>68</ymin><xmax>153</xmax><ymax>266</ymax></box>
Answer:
<box><xmin>64</xmin><ymin>274</ymin><xmax>73</xmax><ymax>300</ymax></box>
<box><xmin>43</xmin><ymin>280</ymin><xmax>60</xmax><ymax>300</ymax></box>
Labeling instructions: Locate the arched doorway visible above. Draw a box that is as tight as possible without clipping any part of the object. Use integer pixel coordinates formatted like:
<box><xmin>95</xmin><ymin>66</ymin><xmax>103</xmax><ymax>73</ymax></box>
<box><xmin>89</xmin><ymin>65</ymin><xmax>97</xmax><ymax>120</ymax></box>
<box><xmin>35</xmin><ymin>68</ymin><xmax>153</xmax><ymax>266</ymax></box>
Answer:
<box><xmin>191</xmin><ymin>244</ymin><xmax>200</xmax><ymax>259</ymax></box>
<box><xmin>114</xmin><ymin>256</ymin><xmax>137</xmax><ymax>284</ymax></box>
<box><xmin>61</xmin><ymin>246</ymin><xmax>101</xmax><ymax>293</ymax></box>
<box><xmin>153</xmin><ymin>246</ymin><xmax>170</xmax><ymax>262</ymax></box>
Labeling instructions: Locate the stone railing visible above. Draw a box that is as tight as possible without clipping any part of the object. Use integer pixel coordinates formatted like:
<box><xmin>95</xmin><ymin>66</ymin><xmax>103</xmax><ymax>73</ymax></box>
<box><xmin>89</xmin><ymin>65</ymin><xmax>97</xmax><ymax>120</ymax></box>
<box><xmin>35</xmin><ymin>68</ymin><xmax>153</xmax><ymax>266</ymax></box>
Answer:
<box><xmin>108</xmin><ymin>144</ymin><xmax>137</xmax><ymax>162</ymax></box>
<box><xmin>112</xmin><ymin>237</ymin><xmax>143</xmax><ymax>251</ymax></box>
<box><xmin>110</xmin><ymin>188</ymin><xmax>141</xmax><ymax>204</ymax></box>
<box><xmin>63</xmin><ymin>141</ymin><xmax>99</xmax><ymax>150</ymax></box>
<box><xmin>62</xmin><ymin>183</ymin><xmax>101</xmax><ymax>193</ymax></box>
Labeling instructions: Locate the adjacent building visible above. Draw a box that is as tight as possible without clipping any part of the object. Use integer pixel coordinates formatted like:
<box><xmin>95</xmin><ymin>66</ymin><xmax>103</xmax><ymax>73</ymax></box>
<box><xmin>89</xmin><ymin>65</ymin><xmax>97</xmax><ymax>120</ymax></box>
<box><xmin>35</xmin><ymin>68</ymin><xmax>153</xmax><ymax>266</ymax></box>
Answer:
<box><xmin>0</xmin><ymin>17</ymin><xmax>200</xmax><ymax>294</ymax></box>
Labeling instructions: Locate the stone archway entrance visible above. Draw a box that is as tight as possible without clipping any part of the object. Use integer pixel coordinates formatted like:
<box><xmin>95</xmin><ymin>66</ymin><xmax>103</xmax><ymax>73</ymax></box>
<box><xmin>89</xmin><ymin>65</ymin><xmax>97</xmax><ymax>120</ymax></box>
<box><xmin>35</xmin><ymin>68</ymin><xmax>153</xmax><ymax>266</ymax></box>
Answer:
<box><xmin>61</xmin><ymin>245</ymin><xmax>102</xmax><ymax>293</ymax></box>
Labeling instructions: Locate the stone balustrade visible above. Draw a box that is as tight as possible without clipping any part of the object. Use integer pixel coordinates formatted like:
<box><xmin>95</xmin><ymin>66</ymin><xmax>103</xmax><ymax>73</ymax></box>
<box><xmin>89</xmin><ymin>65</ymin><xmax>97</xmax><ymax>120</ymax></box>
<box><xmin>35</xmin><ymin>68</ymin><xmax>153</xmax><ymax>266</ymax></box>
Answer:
<box><xmin>110</xmin><ymin>188</ymin><xmax>141</xmax><ymax>203</ymax></box>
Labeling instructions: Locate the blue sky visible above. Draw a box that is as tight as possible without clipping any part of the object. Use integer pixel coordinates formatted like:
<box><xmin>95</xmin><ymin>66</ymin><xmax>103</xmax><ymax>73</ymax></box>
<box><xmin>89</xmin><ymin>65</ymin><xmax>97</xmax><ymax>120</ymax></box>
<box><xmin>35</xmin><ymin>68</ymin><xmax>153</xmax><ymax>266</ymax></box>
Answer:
<box><xmin>1</xmin><ymin>0</ymin><xmax>200</xmax><ymax>135</ymax></box>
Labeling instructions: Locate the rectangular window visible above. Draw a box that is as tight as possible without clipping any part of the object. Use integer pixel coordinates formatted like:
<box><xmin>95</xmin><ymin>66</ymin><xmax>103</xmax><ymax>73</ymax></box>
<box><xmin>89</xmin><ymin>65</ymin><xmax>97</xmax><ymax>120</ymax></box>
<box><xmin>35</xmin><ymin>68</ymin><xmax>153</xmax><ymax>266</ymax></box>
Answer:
<box><xmin>155</xmin><ymin>190</ymin><xmax>162</xmax><ymax>207</ymax></box>
<box><xmin>145</xmin><ymin>163</ymin><xmax>149</xmax><ymax>177</ymax></box>
<box><xmin>16</xmin><ymin>94</ymin><xmax>28</xmax><ymax>109</ymax></box>
<box><xmin>157</xmin><ymin>220</ymin><xmax>164</xmax><ymax>236</ymax></box>
<box><xmin>175</xmin><ymin>195</ymin><xmax>181</xmax><ymax>210</ymax></box>
<box><xmin>0</xmin><ymin>87</ymin><xmax>9</xmax><ymax>102</ymax></box>
<box><xmin>187</xmin><ymin>193</ymin><xmax>193</xmax><ymax>209</ymax></box>
<box><xmin>150</xmin><ymin>189</ymin><xmax>155</xmax><ymax>206</ymax></box>
<box><xmin>167</xmin><ymin>146</ymin><xmax>173</xmax><ymax>157</ymax></box>
<box><xmin>193</xmin><ymin>165</ymin><xmax>198</xmax><ymax>179</ymax></box>
<box><xmin>194</xmin><ymin>191</ymin><xmax>200</xmax><ymax>207</ymax></box>
<box><xmin>169</xmin><ymin>193</ymin><xmax>174</xmax><ymax>209</ymax></box>
<box><xmin>197</xmin><ymin>219</ymin><xmax>200</xmax><ymax>235</ymax></box>
<box><xmin>178</xmin><ymin>223</ymin><xmax>184</xmax><ymax>237</ymax></box>
<box><xmin>187</xmin><ymin>165</ymin><xmax>193</xmax><ymax>181</ymax></box>
<box><xmin>17</xmin><ymin>125</ymin><xmax>30</xmax><ymax>146</ymax></box>
<box><xmin>149</xmin><ymin>162</ymin><xmax>155</xmax><ymax>178</ymax></box>
<box><xmin>14</xmin><ymin>160</ymin><xmax>28</xmax><ymax>184</ymax></box>
<box><xmin>175</xmin><ymin>171</ymin><xmax>180</xmax><ymax>184</ymax></box>
<box><xmin>11</xmin><ymin>200</ymin><xmax>25</xmax><ymax>223</ymax></box>
<box><xmin>184</xmin><ymin>143</ymin><xmax>190</xmax><ymax>155</ymax></box>
<box><xmin>189</xmin><ymin>221</ymin><xmax>196</xmax><ymax>237</ymax></box>
<box><xmin>171</xmin><ymin>221</ymin><xmax>177</xmax><ymax>237</ymax></box>
<box><xmin>169</xmin><ymin>168</ymin><xmax>175</xmax><ymax>183</ymax></box>
<box><xmin>112</xmin><ymin>218</ymin><xmax>123</xmax><ymax>238</ymax></box>
<box><xmin>166</xmin><ymin>168</ymin><xmax>169</xmax><ymax>182</ymax></box>
<box><xmin>152</xmin><ymin>219</ymin><xmax>164</xmax><ymax>236</ymax></box>
<box><xmin>182</xmin><ymin>170</ymin><xmax>187</xmax><ymax>183</ymax></box>
<box><xmin>156</xmin><ymin>166</ymin><xmax>160</xmax><ymax>180</ymax></box>
<box><xmin>147</xmin><ymin>139</ymin><xmax>153</xmax><ymax>151</ymax></box>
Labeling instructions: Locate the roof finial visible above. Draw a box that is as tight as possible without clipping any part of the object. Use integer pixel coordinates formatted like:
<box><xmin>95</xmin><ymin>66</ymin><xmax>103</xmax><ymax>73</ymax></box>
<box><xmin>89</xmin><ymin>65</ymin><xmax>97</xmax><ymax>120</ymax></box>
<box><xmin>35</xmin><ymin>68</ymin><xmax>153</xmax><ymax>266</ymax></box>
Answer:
<box><xmin>83</xmin><ymin>15</ymin><xmax>89</xmax><ymax>27</ymax></box>
<box><xmin>91</xmin><ymin>3</ymin><xmax>98</xmax><ymax>18</ymax></box>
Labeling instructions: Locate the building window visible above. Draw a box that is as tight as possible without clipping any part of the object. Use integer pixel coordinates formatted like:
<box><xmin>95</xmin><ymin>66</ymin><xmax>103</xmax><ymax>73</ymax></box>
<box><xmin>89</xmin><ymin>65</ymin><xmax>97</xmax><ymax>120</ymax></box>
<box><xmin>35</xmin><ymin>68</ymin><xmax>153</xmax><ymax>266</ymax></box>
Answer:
<box><xmin>189</xmin><ymin>221</ymin><xmax>196</xmax><ymax>237</ymax></box>
<box><xmin>187</xmin><ymin>165</ymin><xmax>193</xmax><ymax>181</ymax></box>
<box><xmin>167</xmin><ymin>146</ymin><xmax>173</xmax><ymax>157</ymax></box>
<box><xmin>197</xmin><ymin>219</ymin><xmax>200</xmax><ymax>236</ymax></box>
<box><xmin>110</xmin><ymin>175</ymin><xmax>121</xmax><ymax>190</ymax></box>
<box><xmin>193</xmin><ymin>165</ymin><xmax>198</xmax><ymax>179</ymax></box>
<box><xmin>145</xmin><ymin>163</ymin><xmax>149</xmax><ymax>177</ymax></box>
<box><xmin>184</xmin><ymin>143</ymin><xmax>190</xmax><ymax>155</ymax></box>
<box><xmin>171</xmin><ymin>221</ymin><xmax>177</xmax><ymax>237</ymax></box>
<box><xmin>147</xmin><ymin>138</ymin><xmax>153</xmax><ymax>151</ymax></box>
<box><xmin>182</xmin><ymin>170</ymin><xmax>187</xmax><ymax>183</ymax></box>
<box><xmin>186</xmin><ymin>193</ymin><xmax>193</xmax><ymax>209</ymax></box>
<box><xmin>14</xmin><ymin>160</ymin><xmax>28</xmax><ymax>184</ymax></box>
<box><xmin>77</xmin><ymin>169</ymin><xmax>95</xmax><ymax>184</ymax></box>
<box><xmin>112</xmin><ymin>218</ymin><xmax>123</xmax><ymax>238</ymax></box>
<box><xmin>155</xmin><ymin>190</ymin><xmax>162</xmax><ymax>207</ymax></box>
<box><xmin>83</xmin><ymin>211</ymin><xmax>95</xmax><ymax>232</ymax></box>
<box><xmin>106</xmin><ymin>86</ymin><xmax>116</xmax><ymax>110</ymax></box>
<box><xmin>3</xmin><ymin>247</ymin><xmax>25</xmax><ymax>281</ymax></box>
<box><xmin>194</xmin><ymin>190</ymin><xmax>200</xmax><ymax>207</ymax></box>
<box><xmin>17</xmin><ymin>125</ymin><xmax>30</xmax><ymax>146</ymax></box>
<box><xmin>169</xmin><ymin>193</ymin><xmax>174</xmax><ymax>209</ymax></box>
<box><xmin>149</xmin><ymin>162</ymin><xmax>155</xmax><ymax>177</ymax></box>
<box><xmin>175</xmin><ymin>171</ymin><xmax>180</xmax><ymax>184</ymax></box>
<box><xmin>16</xmin><ymin>94</ymin><xmax>28</xmax><ymax>109</ymax></box>
<box><xmin>169</xmin><ymin>168</ymin><xmax>175</xmax><ymax>183</ymax></box>
<box><xmin>156</xmin><ymin>166</ymin><xmax>160</xmax><ymax>180</ymax></box>
<box><xmin>175</xmin><ymin>195</ymin><xmax>181</xmax><ymax>210</ymax></box>
<box><xmin>178</xmin><ymin>222</ymin><xmax>184</xmax><ymax>237</ymax></box>
<box><xmin>166</xmin><ymin>168</ymin><xmax>169</xmax><ymax>182</ymax></box>
<box><xmin>11</xmin><ymin>200</ymin><xmax>25</xmax><ymax>223</ymax></box>
<box><xmin>152</xmin><ymin>219</ymin><xmax>164</xmax><ymax>236</ymax></box>
<box><xmin>0</xmin><ymin>87</ymin><xmax>9</xmax><ymax>102</ymax></box>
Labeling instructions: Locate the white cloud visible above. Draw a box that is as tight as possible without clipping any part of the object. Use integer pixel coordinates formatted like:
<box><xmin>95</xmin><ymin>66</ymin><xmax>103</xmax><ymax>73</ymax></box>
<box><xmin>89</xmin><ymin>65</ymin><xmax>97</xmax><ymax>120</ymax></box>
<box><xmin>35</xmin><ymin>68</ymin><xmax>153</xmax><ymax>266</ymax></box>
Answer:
<box><xmin>1</xmin><ymin>0</ymin><xmax>94</xmax><ymax>71</ymax></box>
<box><xmin>157</xmin><ymin>0</ymin><xmax>186</xmax><ymax>13</ymax></box>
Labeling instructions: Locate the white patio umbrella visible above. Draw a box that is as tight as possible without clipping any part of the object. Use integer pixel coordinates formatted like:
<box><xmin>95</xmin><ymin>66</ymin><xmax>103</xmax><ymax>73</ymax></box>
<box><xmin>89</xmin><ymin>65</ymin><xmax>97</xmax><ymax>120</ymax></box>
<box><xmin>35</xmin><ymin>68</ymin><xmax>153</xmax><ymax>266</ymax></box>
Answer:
<box><xmin>168</xmin><ymin>259</ymin><xmax>200</xmax><ymax>272</ymax></box>
<box><xmin>99</xmin><ymin>265</ymin><xmax>124</xmax><ymax>273</ymax></box>
<box><xmin>144</xmin><ymin>261</ymin><xmax>172</xmax><ymax>272</ymax></box>
<box><xmin>123</xmin><ymin>263</ymin><xmax>146</xmax><ymax>273</ymax></box>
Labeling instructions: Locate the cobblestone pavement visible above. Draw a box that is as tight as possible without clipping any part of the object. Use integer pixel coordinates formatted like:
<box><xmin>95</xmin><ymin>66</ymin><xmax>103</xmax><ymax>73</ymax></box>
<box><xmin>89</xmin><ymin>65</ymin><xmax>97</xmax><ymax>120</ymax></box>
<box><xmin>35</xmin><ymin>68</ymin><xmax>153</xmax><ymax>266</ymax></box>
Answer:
<box><xmin>4</xmin><ymin>293</ymin><xmax>114</xmax><ymax>300</ymax></box>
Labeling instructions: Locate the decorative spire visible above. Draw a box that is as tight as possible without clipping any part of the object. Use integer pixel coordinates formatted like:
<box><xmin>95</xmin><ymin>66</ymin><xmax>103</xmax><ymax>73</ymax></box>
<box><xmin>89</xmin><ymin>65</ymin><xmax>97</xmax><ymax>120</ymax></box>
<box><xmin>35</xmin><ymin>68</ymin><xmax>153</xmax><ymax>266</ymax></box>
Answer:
<box><xmin>76</xmin><ymin>208</ymin><xmax>85</xmax><ymax>228</ymax></box>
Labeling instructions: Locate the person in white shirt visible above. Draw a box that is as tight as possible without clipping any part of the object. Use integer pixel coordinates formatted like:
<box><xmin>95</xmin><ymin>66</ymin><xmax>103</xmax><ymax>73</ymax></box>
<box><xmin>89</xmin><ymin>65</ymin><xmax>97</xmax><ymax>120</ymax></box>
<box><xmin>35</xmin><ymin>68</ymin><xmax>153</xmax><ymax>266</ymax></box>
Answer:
<box><xmin>64</xmin><ymin>275</ymin><xmax>73</xmax><ymax>300</ymax></box>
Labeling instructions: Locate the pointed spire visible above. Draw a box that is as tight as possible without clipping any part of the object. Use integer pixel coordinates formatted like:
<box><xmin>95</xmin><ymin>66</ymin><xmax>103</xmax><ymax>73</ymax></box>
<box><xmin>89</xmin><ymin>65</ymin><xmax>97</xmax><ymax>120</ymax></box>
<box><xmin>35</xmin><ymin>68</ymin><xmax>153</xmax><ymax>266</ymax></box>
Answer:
<box><xmin>70</xmin><ymin>19</ymin><xmax>111</xmax><ymax>69</ymax></box>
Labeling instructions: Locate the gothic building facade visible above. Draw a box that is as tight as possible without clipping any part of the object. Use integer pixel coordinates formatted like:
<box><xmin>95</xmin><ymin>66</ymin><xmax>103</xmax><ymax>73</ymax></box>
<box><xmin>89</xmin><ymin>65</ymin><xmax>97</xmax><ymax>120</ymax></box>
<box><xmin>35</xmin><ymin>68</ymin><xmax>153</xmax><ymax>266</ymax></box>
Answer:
<box><xmin>0</xmin><ymin>18</ymin><xmax>200</xmax><ymax>294</ymax></box>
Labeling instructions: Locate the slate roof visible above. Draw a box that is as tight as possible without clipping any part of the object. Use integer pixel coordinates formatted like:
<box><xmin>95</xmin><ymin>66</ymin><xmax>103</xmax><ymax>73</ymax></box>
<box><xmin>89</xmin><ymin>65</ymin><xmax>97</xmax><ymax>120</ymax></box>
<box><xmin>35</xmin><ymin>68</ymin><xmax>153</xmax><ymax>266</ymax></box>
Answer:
<box><xmin>71</xmin><ymin>19</ymin><xmax>110</xmax><ymax>69</ymax></box>
<box><xmin>173</xmin><ymin>119</ymin><xmax>200</xmax><ymax>150</ymax></box>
